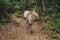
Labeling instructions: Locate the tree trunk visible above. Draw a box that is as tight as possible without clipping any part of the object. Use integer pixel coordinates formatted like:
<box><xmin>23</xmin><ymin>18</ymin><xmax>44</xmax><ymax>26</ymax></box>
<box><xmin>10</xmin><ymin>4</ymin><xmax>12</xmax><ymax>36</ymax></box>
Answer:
<box><xmin>42</xmin><ymin>0</ymin><xmax>45</xmax><ymax>15</ymax></box>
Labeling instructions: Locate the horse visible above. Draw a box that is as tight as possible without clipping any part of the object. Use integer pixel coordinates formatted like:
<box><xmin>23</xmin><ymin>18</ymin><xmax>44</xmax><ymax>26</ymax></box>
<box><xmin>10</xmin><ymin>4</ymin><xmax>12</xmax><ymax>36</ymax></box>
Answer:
<box><xmin>23</xmin><ymin>10</ymin><xmax>39</xmax><ymax>34</ymax></box>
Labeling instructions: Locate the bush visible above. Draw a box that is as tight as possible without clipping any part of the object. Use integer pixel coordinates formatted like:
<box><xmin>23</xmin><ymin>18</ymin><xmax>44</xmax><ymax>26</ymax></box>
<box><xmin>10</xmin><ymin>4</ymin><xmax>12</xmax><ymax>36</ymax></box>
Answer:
<box><xmin>0</xmin><ymin>20</ymin><xmax>8</xmax><ymax>26</ymax></box>
<box><xmin>51</xmin><ymin>32</ymin><xmax>57</xmax><ymax>38</ymax></box>
<box><xmin>11</xmin><ymin>11</ymin><xmax>23</xmax><ymax>18</ymax></box>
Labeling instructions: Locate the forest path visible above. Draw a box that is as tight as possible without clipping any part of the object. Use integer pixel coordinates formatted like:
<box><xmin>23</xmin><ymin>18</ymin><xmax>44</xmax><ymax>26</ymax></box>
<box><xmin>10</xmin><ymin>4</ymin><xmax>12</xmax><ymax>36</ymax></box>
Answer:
<box><xmin>0</xmin><ymin>17</ymin><xmax>55</xmax><ymax>40</ymax></box>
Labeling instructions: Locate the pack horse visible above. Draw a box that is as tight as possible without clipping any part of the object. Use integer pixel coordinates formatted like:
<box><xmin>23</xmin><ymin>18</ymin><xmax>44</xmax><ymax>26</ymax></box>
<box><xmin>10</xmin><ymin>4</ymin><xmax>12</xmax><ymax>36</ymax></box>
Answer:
<box><xmin>24</xmin><ymin>10</ymin><xmax>39</xmax><ymax>34</ymax></box>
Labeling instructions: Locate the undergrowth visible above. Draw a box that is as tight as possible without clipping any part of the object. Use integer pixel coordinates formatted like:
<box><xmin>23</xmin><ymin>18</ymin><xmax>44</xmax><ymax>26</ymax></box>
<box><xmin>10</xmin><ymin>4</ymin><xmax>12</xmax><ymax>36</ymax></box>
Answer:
<box><xmin>11</xmin><ymin>11</ymin><xmax>23</xmax><ymax>18</ymax></box>
<box><xmin>44</xmin><ymin>13</ymin><xmax>60</xmax><ymax>38</ymax></box>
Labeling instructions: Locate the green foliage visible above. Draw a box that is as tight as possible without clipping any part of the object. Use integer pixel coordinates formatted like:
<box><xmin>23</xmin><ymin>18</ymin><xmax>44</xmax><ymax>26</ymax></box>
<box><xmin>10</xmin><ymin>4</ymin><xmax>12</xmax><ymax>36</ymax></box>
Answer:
<box><xmin>51</xmin><ymin>32</ymin><xmax>57</xmax><ymax>38</ymax></box>
<box><xmin>0</xmin><ymin>0</ymin><xmax>12</xmax><ymax>12</ymax></box>
<box><xmin>0</xmin><ymin>20</ymin><xmax>8</xmax><ymax>26</ymax></box>
<box><xmin>46</xmin><ymin>12</ymin><xmax>60</xmax><ymax>33</ymax></box>
<box><xmin>11</xmin><ymin>11</ymin><xmax>23</xmax><ymax>18</ymax></box>
<box><xmin>46</xmin><ymin>20</ymin><xmax>54</xmax><ymax>30</ymax></box>
<box><xmin>54</xmin><ymin>19</ymin><xmax>60</xmax><ymax>32</ymax></box>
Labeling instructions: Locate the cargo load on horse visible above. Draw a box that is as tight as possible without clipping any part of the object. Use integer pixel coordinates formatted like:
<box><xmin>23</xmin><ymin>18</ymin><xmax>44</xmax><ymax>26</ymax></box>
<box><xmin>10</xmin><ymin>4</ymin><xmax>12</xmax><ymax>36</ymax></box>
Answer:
<box><xmin>24</xmin><ymin>10</ymin><xmax>39</xmax><ymax>21</ymax></box>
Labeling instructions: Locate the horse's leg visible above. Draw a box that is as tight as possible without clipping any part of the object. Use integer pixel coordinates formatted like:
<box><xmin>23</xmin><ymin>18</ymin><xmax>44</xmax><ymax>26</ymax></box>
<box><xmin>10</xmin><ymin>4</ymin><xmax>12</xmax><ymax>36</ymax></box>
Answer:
<box><xmin>28</xmin><ymin>23</ymin><xmax>33</xmax><ymax>35</ymax></box>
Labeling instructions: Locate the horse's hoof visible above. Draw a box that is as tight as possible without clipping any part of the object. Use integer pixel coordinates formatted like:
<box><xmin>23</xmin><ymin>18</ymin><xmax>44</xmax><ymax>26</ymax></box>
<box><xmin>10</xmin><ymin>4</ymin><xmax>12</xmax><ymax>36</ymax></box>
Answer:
<box><xmin>29</xmin><ymin>30</ymin><xmax>33</xmax><ymax>35</ymax></box>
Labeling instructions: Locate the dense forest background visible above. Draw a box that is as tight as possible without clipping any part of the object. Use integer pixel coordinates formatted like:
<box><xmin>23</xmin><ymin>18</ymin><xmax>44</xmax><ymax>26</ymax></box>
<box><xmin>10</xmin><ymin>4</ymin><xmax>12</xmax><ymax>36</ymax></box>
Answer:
<box><xmin>0</xmin><ymin>0</ymin><xmax>60</xmax><ymax>38</ymax></box>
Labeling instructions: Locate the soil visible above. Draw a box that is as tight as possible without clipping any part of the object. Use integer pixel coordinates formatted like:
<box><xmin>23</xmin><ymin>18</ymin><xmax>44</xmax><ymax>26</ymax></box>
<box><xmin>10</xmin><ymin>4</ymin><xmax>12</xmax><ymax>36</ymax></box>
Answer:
<box><xmin>0</xmin><ymin>17</ymin><xmax>60</xmax><ymax>40</ymax></box>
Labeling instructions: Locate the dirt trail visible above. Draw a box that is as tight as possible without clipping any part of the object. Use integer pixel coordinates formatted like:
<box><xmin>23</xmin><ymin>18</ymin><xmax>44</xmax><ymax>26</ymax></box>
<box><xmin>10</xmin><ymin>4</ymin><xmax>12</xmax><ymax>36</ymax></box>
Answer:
<box><xmin>0</xmin><ymin>17</ymin><xmax>56</xmax><ymax>40</ymax></box>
